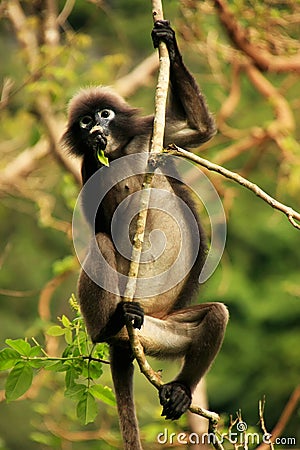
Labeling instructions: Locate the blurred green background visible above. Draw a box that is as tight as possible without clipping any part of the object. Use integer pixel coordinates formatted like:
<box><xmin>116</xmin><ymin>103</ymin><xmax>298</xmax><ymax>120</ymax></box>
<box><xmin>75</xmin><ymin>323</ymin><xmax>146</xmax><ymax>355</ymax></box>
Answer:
<box><xmin>0</xmin><ymin>0</ymin><xmax>299</xmax><ymax>449</ymax></box>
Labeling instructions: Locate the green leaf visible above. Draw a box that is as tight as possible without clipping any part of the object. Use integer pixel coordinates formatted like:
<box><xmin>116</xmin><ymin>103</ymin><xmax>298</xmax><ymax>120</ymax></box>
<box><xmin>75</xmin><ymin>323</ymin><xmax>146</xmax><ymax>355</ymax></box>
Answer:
<box><xmin>86</xmin><ymin>360</ymin><xmax>103</xmax><ymax>379</ymax></box>
<box><xmin>5</xmin><ymin>339</ymin><xmax>31</xmax><ymax>357</ymax></box>
<box><xmin>29</xmin><ymin>346</ymin><xmax>43</xmax><ymax>357</ymax></box>
<box><xmin>28</xmin><ymin>359</ymin><xmax>47</xmax><ymax>369</ymax></box>
<box><xmin>47</xmin><ymin>325</ymin><xmax>65</xmax><ymax>336</ymax></box>
<box><xmin>62</xmin><ymin>345</ymin><xmax>75</xmax><ymax>358</ymax></box>
<box><xmin>0</xmin><ymin>348</ymin><xmax>21</xmax><ymax>370</ymax></box>
<box><xmin>97</xmin><ymin>149</ymin><xmax>109</xmax><ymax>167</ymax></box>
<box><xmin>77</xmin><ymin>391</ymin><xmax>98</xmax><ymax>425</ymax></box>
<box><xmin>5</xmin><ymin>362</ymin><xmax>33</xmax><ymax>401</ymax></box>
<box><xmin>65</xmin><ymin>383</ymin><xmax>86</xmax><ymax>400</ymax></box>
<box><xmin>65</xmin><ymin>365</ymin><xmax>79</xmax><ymax>389</ymax></box>
<box><xmin>61</xmin><ymin>314</ymin><xmax>71</xmax><ymax>328</ymax></box>
<box><xmin>64</xmin><ymin>328</ymin><xmax>73</xmax><ymax>345</ymax></box>
<box><xmin>93</xmin><ymin>342</ymin><xmax>109</xmax><ymax>360</ymax></box>
<box><xmin>90</xmin><ymin>384</ymin><xmax>116</xmax><ymax>406</ymax></box>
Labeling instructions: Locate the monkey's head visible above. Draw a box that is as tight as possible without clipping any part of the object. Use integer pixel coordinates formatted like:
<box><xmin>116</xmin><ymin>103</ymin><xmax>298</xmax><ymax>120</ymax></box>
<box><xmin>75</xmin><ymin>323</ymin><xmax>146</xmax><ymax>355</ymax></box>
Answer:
<box><xmin>62</xmin><ymin>87</ymin><xmax>141</xmax><ymax>161</ymax></box>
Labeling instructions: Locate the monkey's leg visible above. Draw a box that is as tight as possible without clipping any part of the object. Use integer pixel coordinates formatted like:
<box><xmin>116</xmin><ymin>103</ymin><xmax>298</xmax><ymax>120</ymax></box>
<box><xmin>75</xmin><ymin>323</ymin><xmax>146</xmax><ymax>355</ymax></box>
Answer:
<box><xmin>171</xmin><ymin>302</ymin><xmax>228</xmax><ymax>388</ymax></box>
<box><xmin>139</xmin><ymin>302</ymin><xmax>228</xmax><ymax>420</ymax></box>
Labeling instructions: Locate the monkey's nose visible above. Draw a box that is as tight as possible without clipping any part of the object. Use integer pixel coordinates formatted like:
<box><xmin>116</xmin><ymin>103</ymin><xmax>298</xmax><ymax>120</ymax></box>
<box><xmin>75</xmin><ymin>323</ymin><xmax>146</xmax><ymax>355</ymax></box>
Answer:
<box><xmin>89</xmin><ymin>125</ymin><xmax>103</xmax><ymax>135</ymax></box>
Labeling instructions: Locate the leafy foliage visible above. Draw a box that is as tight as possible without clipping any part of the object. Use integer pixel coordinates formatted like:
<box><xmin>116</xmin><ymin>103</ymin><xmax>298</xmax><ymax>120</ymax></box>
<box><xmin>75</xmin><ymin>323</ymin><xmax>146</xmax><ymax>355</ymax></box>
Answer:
<box><xmin>0</xmin><ymin>298</ymin><xmax>114</xmax><ymax>425</ymax></box>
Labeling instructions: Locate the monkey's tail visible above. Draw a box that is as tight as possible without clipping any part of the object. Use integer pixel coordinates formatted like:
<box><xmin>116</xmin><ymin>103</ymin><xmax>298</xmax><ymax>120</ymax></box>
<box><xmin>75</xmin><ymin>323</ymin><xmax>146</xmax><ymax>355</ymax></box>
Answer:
<box><xmin>110</xmin><ymin>345</ymin><xmax>143</xmax><ymax>450</ymax></box>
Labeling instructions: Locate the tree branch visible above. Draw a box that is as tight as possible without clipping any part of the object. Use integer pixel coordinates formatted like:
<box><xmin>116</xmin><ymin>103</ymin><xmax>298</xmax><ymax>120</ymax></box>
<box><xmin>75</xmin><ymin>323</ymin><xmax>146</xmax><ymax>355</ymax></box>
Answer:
<box><xmin>121</xmin><ymin>3</ymin><xmax>224</xmax><ymax>446</ymax></box>
<box><xmin>122</xmin><ymin>0</ymin><xmax>169</xmax><ymax>340</ymax></box>
<box><xmin>166</xmin><ymin>144</ymin><xmax>300</xmax><ymax>230</ymax></box>
<box><xmin>0</xmin><ymin>140</ymin><xmax>49</xmax><ymax>191</ymax></box>
<box><xmin>214</xmin><ymin>0</ymin><xmax>300</xmax><ymax>73</ymax></box>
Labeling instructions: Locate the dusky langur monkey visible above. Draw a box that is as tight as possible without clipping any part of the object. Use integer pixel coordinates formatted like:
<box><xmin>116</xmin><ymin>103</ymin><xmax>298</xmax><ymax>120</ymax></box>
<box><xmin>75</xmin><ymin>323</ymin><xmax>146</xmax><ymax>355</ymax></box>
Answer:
<box><xmin>63</xmin><ymin>20</ymin><xmax>228</xmax><ymax>450</ymax></box>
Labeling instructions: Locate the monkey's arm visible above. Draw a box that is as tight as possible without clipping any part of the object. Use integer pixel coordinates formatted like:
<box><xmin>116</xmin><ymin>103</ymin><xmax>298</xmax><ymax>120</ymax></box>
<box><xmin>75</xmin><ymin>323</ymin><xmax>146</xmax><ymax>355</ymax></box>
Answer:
<box><xmin>78</xmin><ymin>233</ymin><xmax>144</xmax><ymax>343</ymax></box>
<box><xmin>152</xmin><ymin>21</ymin><xmax>216</xmax><ymax>148</ymax></box>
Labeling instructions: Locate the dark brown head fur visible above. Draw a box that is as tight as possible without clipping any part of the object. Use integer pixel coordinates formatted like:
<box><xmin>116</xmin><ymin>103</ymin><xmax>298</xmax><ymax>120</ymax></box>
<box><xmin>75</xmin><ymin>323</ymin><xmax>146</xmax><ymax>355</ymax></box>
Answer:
<box><xmin>62</xmin><ymin>86</ymin><xmax>149</xmax><ymax>157</ymax></box>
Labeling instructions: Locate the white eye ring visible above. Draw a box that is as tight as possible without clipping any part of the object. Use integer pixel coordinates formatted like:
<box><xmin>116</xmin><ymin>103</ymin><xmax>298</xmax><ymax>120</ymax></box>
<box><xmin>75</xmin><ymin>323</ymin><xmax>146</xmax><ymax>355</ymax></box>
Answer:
<box><xmin>98</xmin><ymin>109</ymin><xmax>115</xmax><ymax>120</ymax></box>
<box><xmin>79</xmin><ymin>116</ymin><xmax>93</xmax><ymax>129</ymax></box>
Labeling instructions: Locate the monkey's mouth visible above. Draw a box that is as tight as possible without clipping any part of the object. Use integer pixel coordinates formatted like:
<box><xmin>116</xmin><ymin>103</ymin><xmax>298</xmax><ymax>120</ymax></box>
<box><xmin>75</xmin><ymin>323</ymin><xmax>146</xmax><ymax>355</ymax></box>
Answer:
<box><xmin>89</xmin><ymin>131</ymin><xmax>107</xmax><ymax>152</ymax></box>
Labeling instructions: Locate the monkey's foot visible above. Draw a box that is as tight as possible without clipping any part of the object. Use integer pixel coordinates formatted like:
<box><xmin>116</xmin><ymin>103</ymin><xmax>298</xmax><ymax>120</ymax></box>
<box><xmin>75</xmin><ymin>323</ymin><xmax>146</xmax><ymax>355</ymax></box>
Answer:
<box><xmin>159</xmin><ymin>382</ymin><xmax>191</xmax><ymax>420</ymax></box>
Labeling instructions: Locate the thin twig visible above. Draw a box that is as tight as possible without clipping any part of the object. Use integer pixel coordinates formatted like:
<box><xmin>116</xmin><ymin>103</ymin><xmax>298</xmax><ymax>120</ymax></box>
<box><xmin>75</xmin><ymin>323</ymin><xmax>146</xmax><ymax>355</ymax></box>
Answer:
<box><xmin>259</xmin><ymin>398</ymin><xmax>275</xmax><ymax>450</ymax></box>
<box><xmin>167</xmin><ymin>144</ymin><xmax>300</xmax><ymax>230</ymax></box>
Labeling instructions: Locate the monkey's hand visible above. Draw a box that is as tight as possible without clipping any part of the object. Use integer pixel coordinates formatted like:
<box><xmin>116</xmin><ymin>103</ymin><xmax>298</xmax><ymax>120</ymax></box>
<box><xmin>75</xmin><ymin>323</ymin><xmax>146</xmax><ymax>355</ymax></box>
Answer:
<box><xmin>151</xmin><ymin>20</ymin><xmax>178</xmax><ymax>60</ymax></box>
<box><xmin>159</xmin><ymin>382</ymin><xmax>192</xmax><ymax>420</ymax></box>
<box><xmin>93</xmin><ymin>301</ymin><xmax>144</xmax><ymax>342</ymax></box>
<box><xmin>119</xmin><ymin>301</ymin><xmax>144</xmax><ymax>330</ymax></box>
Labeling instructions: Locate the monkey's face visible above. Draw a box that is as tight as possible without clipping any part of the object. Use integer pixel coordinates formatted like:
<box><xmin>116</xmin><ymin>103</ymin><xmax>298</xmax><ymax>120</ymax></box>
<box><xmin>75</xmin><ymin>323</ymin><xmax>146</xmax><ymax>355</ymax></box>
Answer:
<box><xmin>63</xmin><ymin>87</ymin><xmax>142</xmax><ymax>161</ymax></box>
<box><xmin>79</xmin><ymin>108</ymin><xmax>115</xmax><ymax>154</ymax></box>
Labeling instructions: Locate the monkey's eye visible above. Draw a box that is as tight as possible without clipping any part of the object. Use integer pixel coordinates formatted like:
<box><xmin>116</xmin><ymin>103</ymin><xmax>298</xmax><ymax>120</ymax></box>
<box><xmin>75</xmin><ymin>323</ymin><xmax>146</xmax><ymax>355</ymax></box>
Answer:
<box><xmin>99</xmin><ymin>109</ymin><xmax>115</xmax><ymax>120</ymax></box>
<box><xmin>79</xmin><ymin>116</ymin><xmax>93</xmax><ymax>129</ymax></box>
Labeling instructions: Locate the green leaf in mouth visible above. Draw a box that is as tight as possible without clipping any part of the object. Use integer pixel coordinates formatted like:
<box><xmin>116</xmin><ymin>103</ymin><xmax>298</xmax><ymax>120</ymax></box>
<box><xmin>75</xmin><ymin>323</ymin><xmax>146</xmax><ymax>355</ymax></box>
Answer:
<box><xmin>97</xmin><ymin>149</ymin><xmax>109</xmax><ymax>167</ymax></box>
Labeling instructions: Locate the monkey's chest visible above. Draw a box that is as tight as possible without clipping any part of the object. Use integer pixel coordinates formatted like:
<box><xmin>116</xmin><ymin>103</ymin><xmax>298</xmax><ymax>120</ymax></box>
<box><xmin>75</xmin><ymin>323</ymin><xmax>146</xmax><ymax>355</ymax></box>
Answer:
<box><xmin>101</xmin><ymin>176</ymin><xmax>199</xmax><ymax>312</ymax></box>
